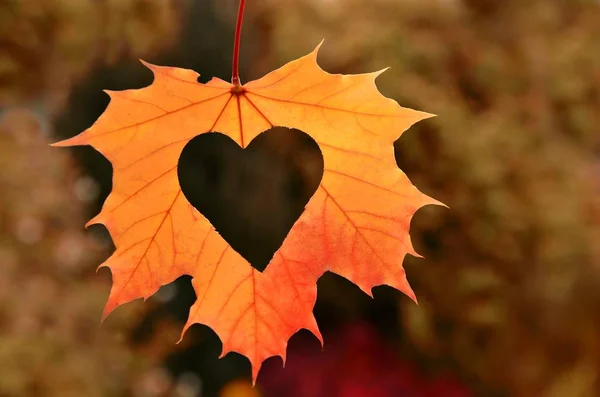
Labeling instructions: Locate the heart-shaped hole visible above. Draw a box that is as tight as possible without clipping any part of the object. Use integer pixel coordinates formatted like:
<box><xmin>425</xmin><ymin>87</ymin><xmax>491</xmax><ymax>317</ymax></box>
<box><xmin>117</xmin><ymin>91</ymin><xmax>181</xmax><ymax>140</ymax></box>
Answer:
<box><xmin>177</xmin><ymin>127</ymin><xmax>324</xmax><ymax>272</ymax></box>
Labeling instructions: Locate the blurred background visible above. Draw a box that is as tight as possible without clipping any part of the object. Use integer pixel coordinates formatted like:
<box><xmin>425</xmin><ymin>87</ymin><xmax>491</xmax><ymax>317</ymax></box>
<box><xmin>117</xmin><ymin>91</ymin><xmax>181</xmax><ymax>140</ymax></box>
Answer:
<box><xmin>1</xmin><ymin>0</ymin><xmax>599</xmax><ymax>396</ymax></box>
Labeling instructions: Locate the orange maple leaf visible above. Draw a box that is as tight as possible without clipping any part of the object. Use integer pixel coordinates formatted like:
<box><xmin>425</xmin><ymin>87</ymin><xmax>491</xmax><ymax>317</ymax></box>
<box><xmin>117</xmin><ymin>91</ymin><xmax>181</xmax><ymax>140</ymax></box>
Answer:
<box><xmin>53</xmin><ymin>42</ymin><xmax>443</xmax><ymax>382</ymax></box>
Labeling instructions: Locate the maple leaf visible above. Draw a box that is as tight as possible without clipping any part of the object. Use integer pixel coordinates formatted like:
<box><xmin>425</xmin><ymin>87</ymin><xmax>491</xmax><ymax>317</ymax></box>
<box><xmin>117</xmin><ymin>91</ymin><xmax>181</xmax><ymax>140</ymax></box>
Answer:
<box><xmin>52</xmin><ymin>42</ymin><xmax>443</xmax><ymax>382</ymax></box>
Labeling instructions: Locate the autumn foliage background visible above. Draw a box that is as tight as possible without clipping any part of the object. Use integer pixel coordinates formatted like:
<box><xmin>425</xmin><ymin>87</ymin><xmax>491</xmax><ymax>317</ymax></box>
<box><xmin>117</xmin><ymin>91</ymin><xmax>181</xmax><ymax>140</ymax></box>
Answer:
<box><xmin>1</xmin><ymin>1</ymin><xmax>599</xmax><ymax>397</ymax></box>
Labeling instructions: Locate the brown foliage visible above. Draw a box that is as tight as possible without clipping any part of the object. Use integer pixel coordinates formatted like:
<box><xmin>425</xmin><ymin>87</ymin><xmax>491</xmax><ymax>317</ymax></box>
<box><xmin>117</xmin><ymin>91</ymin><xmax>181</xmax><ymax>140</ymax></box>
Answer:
<box><xmin>0</xmin><ymin>0</ymin><xmax>181</xmax><ymax>109</ymax></box>
<box><xmin>253</xmin><ymin>0</ymin><xmax>600</xmax><ymax>395</ymax></box>
<box><xmin>0</xmin><ymin>108</ymin><xmax>147</xmax><ymax>396</ymax></box>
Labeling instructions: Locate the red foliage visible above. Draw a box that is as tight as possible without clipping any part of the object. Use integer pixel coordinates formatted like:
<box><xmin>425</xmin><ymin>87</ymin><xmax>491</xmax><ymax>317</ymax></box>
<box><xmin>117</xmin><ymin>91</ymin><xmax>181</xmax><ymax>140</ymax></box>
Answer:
<box><xmin>258</xmin><ymin>323</ymin><xmax>472</xmax><ymax>397</ymax></box>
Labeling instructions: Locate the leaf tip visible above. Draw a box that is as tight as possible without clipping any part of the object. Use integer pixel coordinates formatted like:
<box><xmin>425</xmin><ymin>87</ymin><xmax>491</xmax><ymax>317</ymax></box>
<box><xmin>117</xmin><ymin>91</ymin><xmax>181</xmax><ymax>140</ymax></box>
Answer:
<box><xmin>408</xmin><ymin>110</ymin><xmax>437</xmax><ymax>126</ymax></box>
<box><xmin>308</xmin><ymin>39</ymin><xmax>326</xmax><ymax>62</ymax></box>
<box><xmin>85</xmin><ymin>214</ymin><xmax>103</xmax><ymax>228</ymax></box>
<box><xmin>251</xmin><ymin>363</ymin><xmax>263</xmax><ymax>386</ymax></box>
<box><xmin>218</xmin><ymin>348</ymin><xmax>229</xmax><ymax>360</ymax></box>
<box><xmin>139</xmin><ymin>59</ymin><xmax>163</xmax><ymax>74</ymax></box>
<box><xmin>280</xmin><ymin>352</ymin><xmax>287</xmax><ymax>369</ymax></box>
<box><xmin>411</xmin><ymin>251</ymin><xmax>425</xmax><ymax>259</ymax></box>
<box><xmin>402</xmin><ymin>281</ymin><xmax>418</xmax><ymax>304</ymax></box>
<box><xmin>100</xmin><ymin>301</ymin><xmax>116</xmax><ymax>323</ymax></box>
<box><xmin>358</xmin><ymin>283</ymin><xmax>375</xmax><ymax>299</ymax></box>
<box><xmin>306</xmin><ymin>318</ymin><xmax>324</xmax><ymax>349</ymax></box>
<box><xmin>315</xmin><ymin>38</ymin><xmax>325</xmax><ymax>52</ymax></box>
<box><xmin>49</xmin><ymin>134</ymin><xmax>87</xmax><ymax>148</ymax></box>
<box><xmin>410</xmin><ymin>293</ymin><xmax>419</xmax><ymax>305</ymax></box>
<box><xmin>420</xmin><ymin>111</ymin><xmax>437</xmax><ymax>120</ymax></box>
<box><xmin>420</xmin><ymin>192</ymin><xmax>447</xmax><ymax>209</ymax></box>
<box><xmin>138</xmin><ymin>59</ymin><xmax>152</xmax><ymax>68</ymax></box>
<box><xmin>373</xmin><ymin>67</ymin><xmax>391</xmax><ymax>79</ymax></box>
<box><xmin>179</xmin><ymin>316</ymin><xmax>196</xmax><ymax>343</ymax></box>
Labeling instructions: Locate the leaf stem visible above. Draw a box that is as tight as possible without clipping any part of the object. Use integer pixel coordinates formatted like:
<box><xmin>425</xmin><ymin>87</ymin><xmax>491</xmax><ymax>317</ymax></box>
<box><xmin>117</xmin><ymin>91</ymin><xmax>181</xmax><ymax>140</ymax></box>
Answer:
<box><xmin>231</xmin><ymin>0</ymin><xmax>247</xmax><ymax>87</ymax></box>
